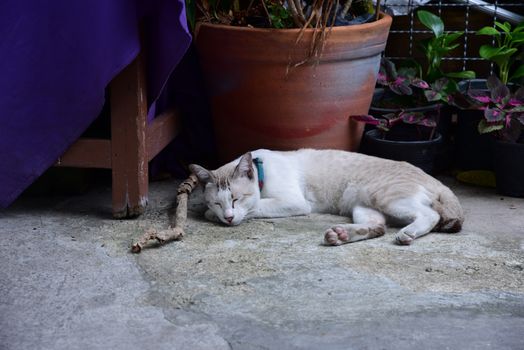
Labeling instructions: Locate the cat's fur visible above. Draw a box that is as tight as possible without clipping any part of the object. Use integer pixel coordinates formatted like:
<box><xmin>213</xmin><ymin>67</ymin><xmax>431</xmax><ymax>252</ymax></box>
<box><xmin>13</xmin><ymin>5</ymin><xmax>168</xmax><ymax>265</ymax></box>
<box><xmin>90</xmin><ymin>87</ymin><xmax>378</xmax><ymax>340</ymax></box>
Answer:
<box><xmin>189</xmin><ymin>149</ymin><xmax>464</xmax><ymax>245</ymax></box>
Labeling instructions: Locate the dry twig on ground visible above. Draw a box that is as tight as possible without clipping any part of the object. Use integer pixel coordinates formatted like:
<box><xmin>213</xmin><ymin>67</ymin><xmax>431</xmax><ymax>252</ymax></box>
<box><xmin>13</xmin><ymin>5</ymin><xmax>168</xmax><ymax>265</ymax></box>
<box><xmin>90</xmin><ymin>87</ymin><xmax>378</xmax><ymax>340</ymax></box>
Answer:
<box><xmin>131</xmin><ymin>174</ymin><xmax>199</xmax><ymax>253</ymax></box>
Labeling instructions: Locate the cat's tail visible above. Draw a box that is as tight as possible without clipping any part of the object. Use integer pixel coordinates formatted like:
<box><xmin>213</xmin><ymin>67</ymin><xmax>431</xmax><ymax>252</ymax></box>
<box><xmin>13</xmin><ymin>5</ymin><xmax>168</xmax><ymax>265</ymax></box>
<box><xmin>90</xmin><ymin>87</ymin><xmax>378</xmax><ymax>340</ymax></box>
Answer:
<box><xmin>432</xmin><ymin>188</ymin><xmax>464</xmax><ymax>233</ymax></box>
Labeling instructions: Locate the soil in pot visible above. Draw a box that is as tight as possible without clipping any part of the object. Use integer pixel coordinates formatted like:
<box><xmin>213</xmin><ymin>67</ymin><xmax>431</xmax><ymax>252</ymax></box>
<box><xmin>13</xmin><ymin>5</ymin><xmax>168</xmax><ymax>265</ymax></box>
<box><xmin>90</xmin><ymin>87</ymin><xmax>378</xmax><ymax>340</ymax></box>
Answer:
<box><xmin>363</xmin><ymin>127</ymin><xmax>442</xmax><ymax>174</ymax></box>
<box><xmin>493</xmin><ymin>140</ymin><xmax>524</xmax><ymax>197</ymax></box>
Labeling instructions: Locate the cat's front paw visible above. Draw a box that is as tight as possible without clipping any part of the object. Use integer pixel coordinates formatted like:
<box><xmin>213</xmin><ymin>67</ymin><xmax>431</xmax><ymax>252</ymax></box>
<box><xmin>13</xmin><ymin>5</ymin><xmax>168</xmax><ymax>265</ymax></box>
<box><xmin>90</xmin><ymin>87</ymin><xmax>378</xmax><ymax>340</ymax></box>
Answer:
<box><xmin>395</xmin><ymin>230</ymin><xmax>415</xmax><ymax>245</ymax></box>
<box><xmin>324</xmin><ymin>224</ymin><xmax>386</xmax><ymax>246</ymax></box>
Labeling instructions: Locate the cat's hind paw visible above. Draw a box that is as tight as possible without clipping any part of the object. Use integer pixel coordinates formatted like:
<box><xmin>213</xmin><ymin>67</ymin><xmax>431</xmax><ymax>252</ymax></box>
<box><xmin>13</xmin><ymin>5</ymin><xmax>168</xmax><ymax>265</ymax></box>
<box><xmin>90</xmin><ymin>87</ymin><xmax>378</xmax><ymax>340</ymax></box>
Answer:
<box><xmin>324</xmin><ymin>226</ymin><xmax>351</xmax><ymax>246</ymax></box>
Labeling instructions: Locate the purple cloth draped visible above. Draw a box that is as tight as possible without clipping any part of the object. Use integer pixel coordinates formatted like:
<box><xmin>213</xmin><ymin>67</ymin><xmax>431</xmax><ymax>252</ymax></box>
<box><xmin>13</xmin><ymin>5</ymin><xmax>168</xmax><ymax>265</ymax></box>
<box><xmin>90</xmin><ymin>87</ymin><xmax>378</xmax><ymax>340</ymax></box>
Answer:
<box><xmin>0</xmin><ymin>0</ymin><xmax>191</xmax><ymax>208</ymax></box>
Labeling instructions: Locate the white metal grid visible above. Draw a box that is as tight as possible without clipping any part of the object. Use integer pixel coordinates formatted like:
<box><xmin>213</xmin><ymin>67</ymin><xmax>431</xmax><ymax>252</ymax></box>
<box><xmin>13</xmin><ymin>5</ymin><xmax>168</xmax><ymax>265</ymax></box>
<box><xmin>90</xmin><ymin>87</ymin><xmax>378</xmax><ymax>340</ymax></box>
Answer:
<box><xmin>383</xmin><ymin>0</ymin><xmax>524</xmax><ymax>75</ymax></box>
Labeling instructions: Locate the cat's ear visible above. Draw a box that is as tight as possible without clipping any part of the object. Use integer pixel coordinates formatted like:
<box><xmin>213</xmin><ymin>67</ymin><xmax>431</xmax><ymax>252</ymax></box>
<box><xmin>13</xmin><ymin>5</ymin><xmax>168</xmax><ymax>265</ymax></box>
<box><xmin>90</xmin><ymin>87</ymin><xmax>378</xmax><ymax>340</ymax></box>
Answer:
<box><xmin>233</xmin><ymin>152</ymin><xmax>254</xmax><ymax>180</ymax></box>
<box><xmin>189</xmin><ymin>164</ymin><xmax>215</xmax><ymax>184</ymax></box>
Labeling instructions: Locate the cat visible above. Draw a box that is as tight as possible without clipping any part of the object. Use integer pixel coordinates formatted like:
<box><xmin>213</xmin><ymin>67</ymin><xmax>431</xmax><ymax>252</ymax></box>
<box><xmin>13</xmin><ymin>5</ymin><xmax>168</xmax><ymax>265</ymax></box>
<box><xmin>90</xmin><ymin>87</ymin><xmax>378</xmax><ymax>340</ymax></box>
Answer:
<box><xmin>189</xmin><ymin>149</ymin><xmax>464</xmax><ymax>245</ymax></box>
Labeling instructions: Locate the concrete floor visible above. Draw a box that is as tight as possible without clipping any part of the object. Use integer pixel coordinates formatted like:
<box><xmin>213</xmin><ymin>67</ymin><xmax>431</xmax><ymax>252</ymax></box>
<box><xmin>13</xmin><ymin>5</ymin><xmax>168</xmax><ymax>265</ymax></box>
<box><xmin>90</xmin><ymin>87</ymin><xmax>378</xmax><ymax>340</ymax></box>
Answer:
<box><xmin>1</xmin><ymin>176</ymin><xmax>523</xmax><ymax>350</ymax></box>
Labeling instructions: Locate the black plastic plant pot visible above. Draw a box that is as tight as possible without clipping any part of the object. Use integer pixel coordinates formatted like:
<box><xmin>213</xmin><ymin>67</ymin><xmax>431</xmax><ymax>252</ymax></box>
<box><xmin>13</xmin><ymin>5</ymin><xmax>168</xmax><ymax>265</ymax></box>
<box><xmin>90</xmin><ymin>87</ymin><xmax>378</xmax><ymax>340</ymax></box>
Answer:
<box><xmin>364</xmin><ymin>129</ymin><xmax>443</xmax><ymax>174</ymax></box>
<box><xmin>493</xmin><ymin>140</ymin><xmax>524</xmax><ymax>198</ymax></box>
<box><xmin>455</xmin><ymin>79</ymin><xmax>494</xmax><ymax>171</ymax></box>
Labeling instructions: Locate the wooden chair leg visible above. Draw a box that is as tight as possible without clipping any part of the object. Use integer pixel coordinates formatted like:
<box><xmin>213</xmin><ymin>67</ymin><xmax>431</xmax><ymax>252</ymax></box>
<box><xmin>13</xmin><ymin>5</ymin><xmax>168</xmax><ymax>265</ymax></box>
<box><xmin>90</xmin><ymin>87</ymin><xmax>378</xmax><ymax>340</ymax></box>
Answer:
<box><xmin>110</xmin><ymin>53</ymin><xmax>149</xmax><ymax>218</ymax></box>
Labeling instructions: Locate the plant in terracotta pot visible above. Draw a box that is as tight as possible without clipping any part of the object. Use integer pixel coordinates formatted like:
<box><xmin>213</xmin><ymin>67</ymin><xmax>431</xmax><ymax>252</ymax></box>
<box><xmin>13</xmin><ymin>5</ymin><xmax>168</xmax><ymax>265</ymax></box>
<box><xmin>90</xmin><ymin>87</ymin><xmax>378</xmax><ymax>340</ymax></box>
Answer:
<box><xmin>189</xmin><ymin>0</ymin><xmax>393</xmax><ymax>162</ymax></box>
<box><xmin>456</xmin><ymin>75</ymin><xmax>524</xmax><ymax>197</ymax></box>
<box><xmin>351</xmin><ymin>10</ymin><xmax>475</xmax><ymax>174</ymax></box>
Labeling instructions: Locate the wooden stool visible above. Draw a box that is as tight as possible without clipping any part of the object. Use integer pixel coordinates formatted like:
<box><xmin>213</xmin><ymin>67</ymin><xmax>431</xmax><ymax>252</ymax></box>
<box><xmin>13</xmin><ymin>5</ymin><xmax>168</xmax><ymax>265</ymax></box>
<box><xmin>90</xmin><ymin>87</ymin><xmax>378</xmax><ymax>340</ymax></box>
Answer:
<box><xmin>55</xmin><ymin>51</ymin><xmax>180</xmax><ymax>218</ymax></box>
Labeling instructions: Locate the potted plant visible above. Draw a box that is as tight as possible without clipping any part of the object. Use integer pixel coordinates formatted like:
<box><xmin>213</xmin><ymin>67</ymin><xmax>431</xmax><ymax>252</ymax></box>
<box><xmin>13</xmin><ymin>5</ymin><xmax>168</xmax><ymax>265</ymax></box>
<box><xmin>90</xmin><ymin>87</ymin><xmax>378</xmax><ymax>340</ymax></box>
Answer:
<box><xmin>453</xmin><ymin>20</ymin><xmax>524</xmax><ymax>171</ymax></box>
<box><xmin>351</xmin><ymin>58</ymin><xmax>444</xmax><ymax>173</ymax></box>
<box><xmin>190</xmin><ymin>0</ymin><xmax>392</xmax><ymax>162</ymax></box>
<box><xmin>456</xmin><ymin>75</ymin><xmax>524</xmax><ymax>197</ymax></box>
<box><xmin>351</xmin><ymin>10</ymin><xmax>475</xmax><ymax>174</ymax></box>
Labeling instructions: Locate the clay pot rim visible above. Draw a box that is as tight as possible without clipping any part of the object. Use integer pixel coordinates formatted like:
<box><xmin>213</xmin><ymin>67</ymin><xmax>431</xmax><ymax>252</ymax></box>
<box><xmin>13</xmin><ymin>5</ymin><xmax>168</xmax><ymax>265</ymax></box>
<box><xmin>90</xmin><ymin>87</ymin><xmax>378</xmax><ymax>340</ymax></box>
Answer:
<box><xmin>196</xmin><ymin>12</ymin><xmax>392</xmax><ymax>34</ymax></box>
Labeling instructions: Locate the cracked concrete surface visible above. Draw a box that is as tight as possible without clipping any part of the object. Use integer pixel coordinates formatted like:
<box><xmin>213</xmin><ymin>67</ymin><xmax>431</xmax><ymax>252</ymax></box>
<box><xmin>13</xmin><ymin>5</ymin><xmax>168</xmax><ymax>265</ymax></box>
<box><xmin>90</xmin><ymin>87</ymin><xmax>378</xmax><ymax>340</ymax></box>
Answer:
<box><xmin>1</xmin><ymin>177</ymin><xmax>523</xmax><ymax>349</ymax></box>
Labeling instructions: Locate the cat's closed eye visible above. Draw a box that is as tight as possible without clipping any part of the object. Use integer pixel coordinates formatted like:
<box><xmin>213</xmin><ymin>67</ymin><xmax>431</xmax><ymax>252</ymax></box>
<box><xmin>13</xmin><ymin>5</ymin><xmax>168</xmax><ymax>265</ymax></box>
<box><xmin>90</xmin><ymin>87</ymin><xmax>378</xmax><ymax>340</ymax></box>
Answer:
<box><xmin>214</xmin><ymin>202</ymin><xmax>222</xmax><ymax>208</ymax></box>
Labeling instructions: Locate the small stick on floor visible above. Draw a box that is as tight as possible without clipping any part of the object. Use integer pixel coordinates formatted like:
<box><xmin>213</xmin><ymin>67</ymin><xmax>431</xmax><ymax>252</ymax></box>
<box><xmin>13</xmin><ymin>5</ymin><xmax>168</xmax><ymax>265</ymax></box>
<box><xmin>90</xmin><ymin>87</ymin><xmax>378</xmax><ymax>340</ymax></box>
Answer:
<box><xmin>131</xmin><ymin>174</ymin><xmax>199</xmax><ymax>253</ymax></box>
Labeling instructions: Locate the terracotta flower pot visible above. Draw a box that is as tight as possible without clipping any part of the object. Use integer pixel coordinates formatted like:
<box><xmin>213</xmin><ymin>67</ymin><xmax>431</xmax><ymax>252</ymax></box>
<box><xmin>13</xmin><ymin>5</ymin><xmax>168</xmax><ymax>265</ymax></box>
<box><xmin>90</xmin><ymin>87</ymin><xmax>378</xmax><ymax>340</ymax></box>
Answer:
<box><xmin>195</xmin><ymin>14</ymin><xmax>392</xmax><ymax>162</ymax></box>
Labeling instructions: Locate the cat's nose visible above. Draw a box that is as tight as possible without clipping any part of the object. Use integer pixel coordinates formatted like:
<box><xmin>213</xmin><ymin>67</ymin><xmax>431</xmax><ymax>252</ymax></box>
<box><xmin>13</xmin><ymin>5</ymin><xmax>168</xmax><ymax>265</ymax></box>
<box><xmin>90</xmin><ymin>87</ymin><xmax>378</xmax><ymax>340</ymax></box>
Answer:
<box><xmin>225</xmin><ymin>216</ymin><xmax>234</xmax><ymax>224</ymax></box>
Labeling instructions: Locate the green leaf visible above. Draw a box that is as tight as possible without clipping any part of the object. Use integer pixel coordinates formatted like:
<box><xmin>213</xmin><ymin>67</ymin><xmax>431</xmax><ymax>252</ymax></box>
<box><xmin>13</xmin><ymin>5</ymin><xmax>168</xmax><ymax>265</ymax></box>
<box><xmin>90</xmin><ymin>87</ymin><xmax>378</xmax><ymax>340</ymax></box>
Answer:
<box><xmin>443</xmin><ymin>32</ymin><xmax>463</xmax><ymax>45</ymax></box>
<box><xmin>185</xmin><ymin>0</ymin><xmax>196</xmax><ymax>31</ymax></box>
<box><xmin>510</xmin><ymin>64</ymin><xmax>524</xmax><ymax>81</ymax></box>
<box><xmin>478</xmin><ymin>119</ymin><xmax>504</xmax><ymax>134</ymax></box>
<box><xmin>511</xmin><ymin>33</ymin><xmax>524</xmax><ymax>44</ymax></box>
<box><xmin>445</xmin><ymin>70</ymin><xmax>476</xmax><ymax>79</ymax></box>
<box><xmin>479</xmin><ymin>45</ymin><xmax>499</xmax><ymax>59</ymax></box>
<box><xmin>479</xmin><ymin>46</ymin><xmax>517</xmax><ymax>67</ymax></box>
<box><xmin>494</xmin><ymin>21</ymin><xmax>511</xmax><ymax>34</ymax></box>
<box><xmin>417</xmin><ymin>10</ymin><xmax>444</xmax><ymax>37</ymax></box>
<box><xmin>476</xmin><ymin>27</ymin><xmax>500</xmax><ymax>36</ymax></box>
<box><xmin>443</xmin><ymin>43</ymin><xmax>460</xmax><ymax>51</ymax></box>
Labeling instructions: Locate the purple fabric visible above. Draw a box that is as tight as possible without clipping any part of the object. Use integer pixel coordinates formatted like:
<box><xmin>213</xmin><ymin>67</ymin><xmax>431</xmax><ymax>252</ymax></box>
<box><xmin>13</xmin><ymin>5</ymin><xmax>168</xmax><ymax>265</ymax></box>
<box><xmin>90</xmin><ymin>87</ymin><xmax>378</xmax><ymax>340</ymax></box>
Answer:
<box><xmin>0</xmin><ymin>0</ymin><xmax>191</xmax><ymax>208</ymax></box>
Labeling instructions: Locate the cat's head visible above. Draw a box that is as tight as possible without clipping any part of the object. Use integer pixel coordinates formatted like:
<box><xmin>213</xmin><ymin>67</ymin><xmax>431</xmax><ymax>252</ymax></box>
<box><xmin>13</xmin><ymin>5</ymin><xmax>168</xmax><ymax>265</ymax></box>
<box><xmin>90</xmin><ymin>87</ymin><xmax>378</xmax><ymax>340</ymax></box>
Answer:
<box><xmin>189</xmin><ymin>152</ymin><xmax>260</xmax><ymax>226</ymax></box>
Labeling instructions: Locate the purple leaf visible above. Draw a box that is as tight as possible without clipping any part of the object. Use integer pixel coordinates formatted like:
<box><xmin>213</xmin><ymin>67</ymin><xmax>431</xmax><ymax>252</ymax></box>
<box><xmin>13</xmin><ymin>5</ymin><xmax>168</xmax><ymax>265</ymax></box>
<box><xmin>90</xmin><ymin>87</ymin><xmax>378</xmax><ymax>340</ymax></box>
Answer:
<box><xmin>390</xmin><ymin>84</ymin><xmax>412</xmax><ymax>96</ymax></box>
<box><xmin>350</xmin><ymin>115</ymin><xmax>381</xmax><ymax>125</ymax></box>
<box><xmin>401</xmin><ymin>112</ymin><xmax>425</xmax><ymax>124</ymax></box>
<box><xmin>486</xmin><ymin>75</ymin><xmax>504</xmax><ymax>91</ymax></box>
<box><xmin>418</xmin><ymin>118</ymin><xmax>437</xmax><ymax>128</ymax></box>
<box><xmin>468</xmin><ymin>92</ymin><xmax>491</xmax><ymax>104</ymax></box>
<box><xmin>514</xmin><ymin>87</ymin><xmax>524</xmax><ymax>101</ymax></box>
<box><xmin>490</xmin><ymin>81</ymin><xmax>510</xmax><ymax>102</ymax></box>
<box><xmin>509</xmin><ymin>98</ymin><xmax>524</xmax><ymax>107</ymax></box>
<box><xmin>382</xmin><ymin>58</ymin><xmax>397</xmax><ymax>79</ymax></box>
<box><xmin>411</xmin><ymin>78</ymin><xmax>430</xmax><ymax>89</ymax></box>
<box><xmin>433</xmin><ymin>77</ymin><xmax>449</xmax><ymax>91</ymax></box>
<box><xmin>382</xmin><ymin>113</ymin><xmax>403</xmax><ymax>126</ymax></box>
<box><xmin>484</xmin><ymin>108</ymin><xmax>505</xmax><ymax>122</ymax></box>
<box><xmin>425</xmin><ymin>90</ymin><xmax>442</xmax><ymax>102</ymax></box>
<box><xmin>397</xmin><ymin>84</ymin><xmax>413</xmax><ymax>95</ymax></box>
<box><xmin>377</xmin><ymin>71</ymin><xmax>388</xmax><ymax>85</ymax></box>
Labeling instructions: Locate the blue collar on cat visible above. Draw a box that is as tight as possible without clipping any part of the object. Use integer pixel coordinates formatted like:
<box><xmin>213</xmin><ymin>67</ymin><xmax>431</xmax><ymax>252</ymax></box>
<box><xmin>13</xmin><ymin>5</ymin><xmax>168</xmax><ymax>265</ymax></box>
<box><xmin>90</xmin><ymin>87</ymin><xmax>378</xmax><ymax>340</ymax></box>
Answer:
<box><xmin>253</xmin><ymin>158</ymin><xmax>264</xmax><ymax>191</ymax></box>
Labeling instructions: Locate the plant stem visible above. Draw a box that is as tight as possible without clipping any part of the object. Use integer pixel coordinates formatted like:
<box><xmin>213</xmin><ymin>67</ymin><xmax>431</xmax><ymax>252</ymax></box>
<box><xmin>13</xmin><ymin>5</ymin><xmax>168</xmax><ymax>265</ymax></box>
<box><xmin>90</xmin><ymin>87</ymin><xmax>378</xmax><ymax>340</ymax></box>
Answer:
<box><xmin>259</xmin><ymin>0</ymin><xmax>272</xmax><ymax>27</ymax></box>
<box><xmin>341</xmin><ymin>0</ymin><xmax>353</xmax><ymax>19</ymax></box>
<box><xmin>375</xmin><ymin>0</ymin><xmax>381</xmax><ymax>21</ymax></box>
<box><xmin>429</xmin><ymin>126</ymin><xmax>435</xmax><ymax>141</ymax></box>
<box><xmin>287</xmin><ymin>0</ymin><xmax>306</xmax><ymax>27</ymax></box>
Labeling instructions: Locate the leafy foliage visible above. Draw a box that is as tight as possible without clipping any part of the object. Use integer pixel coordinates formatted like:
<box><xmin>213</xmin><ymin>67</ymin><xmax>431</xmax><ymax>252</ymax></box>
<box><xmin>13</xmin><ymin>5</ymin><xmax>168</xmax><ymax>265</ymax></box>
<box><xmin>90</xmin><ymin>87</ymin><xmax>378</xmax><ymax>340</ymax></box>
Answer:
<box><xmin>458</xmin><ymin>75</ymin><xmax>524</xmax><ymax>142</ymax></box>
<box><xmin>416</xmin><ymin>10</ymin><xmax>475</xmax><ymax>83</ymax></box>
<box><xmin>376</xmin><ymin>58</ymin><xmax>455</xmax><ymax>105</ymax></box>
<box><xmin>476</xmin><ymin>21</ymin><xmax>524</xmax><ymax>84</ymax></box>
<box><xmin>191</xmin><ymin>0</ymin><xmax>377</xmax><ymax>61</ymax></box>
<box><xmin>193</xmin><ymin>0</ymin><xmax>376</xmax><ymax>29</ymax></box>
<box><xmin>352</xmin><ymin>110</ymin><xmax>437</xmax><ymax>133</ymax></box>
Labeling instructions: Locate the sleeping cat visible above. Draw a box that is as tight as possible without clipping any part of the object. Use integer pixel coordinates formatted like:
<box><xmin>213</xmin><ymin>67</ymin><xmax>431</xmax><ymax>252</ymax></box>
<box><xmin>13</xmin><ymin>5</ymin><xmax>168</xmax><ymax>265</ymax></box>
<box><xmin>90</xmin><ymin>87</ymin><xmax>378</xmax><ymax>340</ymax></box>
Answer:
<box><xmin>189</xmin><ymin>149</ymin><xmax>464</xmax><ymax>245</ymax></box>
